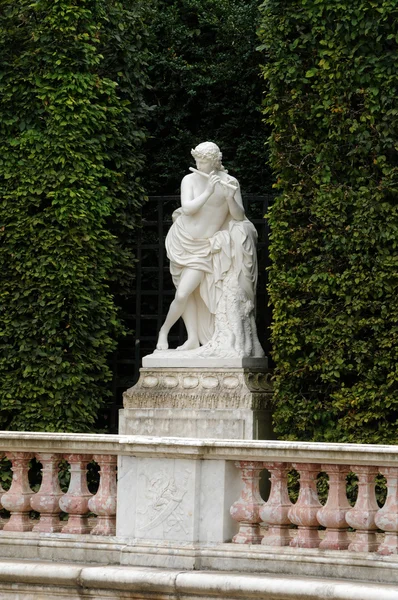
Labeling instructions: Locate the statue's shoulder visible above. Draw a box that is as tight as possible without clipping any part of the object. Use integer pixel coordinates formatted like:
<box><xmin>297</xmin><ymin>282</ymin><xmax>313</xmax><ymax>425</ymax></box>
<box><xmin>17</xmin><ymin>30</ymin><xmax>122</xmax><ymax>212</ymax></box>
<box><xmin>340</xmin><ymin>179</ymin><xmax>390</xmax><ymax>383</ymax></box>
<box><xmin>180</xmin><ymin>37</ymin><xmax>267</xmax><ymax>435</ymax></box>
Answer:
<box><xmin>181</xmin><ymin>172</ymin><xmax>195</xmax><ymax>186</ymax></box>
<box><xmin>182</xmin><ymin>172</ymin><xmax>195</xmax><ymax>180</ymax></box>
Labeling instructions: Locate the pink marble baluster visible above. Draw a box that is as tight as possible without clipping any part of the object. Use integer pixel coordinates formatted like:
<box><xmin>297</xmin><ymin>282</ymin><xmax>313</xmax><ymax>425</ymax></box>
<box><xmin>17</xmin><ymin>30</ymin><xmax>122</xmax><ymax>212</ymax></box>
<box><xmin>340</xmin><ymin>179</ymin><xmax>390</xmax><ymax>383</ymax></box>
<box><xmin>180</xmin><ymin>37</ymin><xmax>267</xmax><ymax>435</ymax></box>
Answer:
<box><xmin>0</xmin><ymin>455</ymin><xmax>6</xmax><ymax>530</ymax></box>
<box><xmin>30</xmin><ymin>453</ymin><xmax>63</xmax><ymax>533</ymax></box>
<box><xmin>260</xmin><ymin>462</ymin><xmax>292</xmax><ymax>546</ymax></box>
<box><xmin>346</xmin><ymin>465</ymin><xmax>379</xmax><ymax>552</ymax></box>
<box><xmin>375</xmin><ymin>467</ymin><xmax>398</xmax><ymax>555</ymax></box>
<box><xmin>288</xmin><ymin>463</ymin><xmax>322</xmax><ymax>548</ymax></box>
<box><xmin>88</xmin><ymin>455</ymin><xmax>117</xmax><ymax>536</ymax></box>
<box><xmin>317</xmin><ymin>464</ymin><xmax>350</xmax><ymax>550</ymax></box>
<box><xmin>0</xmin><ymin>482</ymin><xmax>5</xmax><ymax>530</ymax></box>
<box><xmin>2</xmin><ymin>452</ymin><xmax>34</xmax><ymax>531</ymax></box>
<box><xmin>59</xmin><ymin>454</ymin><xmax>92</xmax><ymax>534</ymax></box>
<box><xmin>230</xmin><ymin>461</ymin><xmax>263</xmax><ymax>544</ymax></box>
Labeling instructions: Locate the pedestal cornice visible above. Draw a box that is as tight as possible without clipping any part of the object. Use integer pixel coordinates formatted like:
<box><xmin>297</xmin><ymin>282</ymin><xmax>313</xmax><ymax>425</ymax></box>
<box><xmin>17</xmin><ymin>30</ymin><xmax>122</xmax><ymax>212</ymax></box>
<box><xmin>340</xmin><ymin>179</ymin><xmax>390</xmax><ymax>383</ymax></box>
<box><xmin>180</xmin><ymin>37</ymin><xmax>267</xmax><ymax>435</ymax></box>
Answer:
<box><xmin>123</xmin><ymin>367</ymin><xmax>272</xmax><ymax>411</ymax></box>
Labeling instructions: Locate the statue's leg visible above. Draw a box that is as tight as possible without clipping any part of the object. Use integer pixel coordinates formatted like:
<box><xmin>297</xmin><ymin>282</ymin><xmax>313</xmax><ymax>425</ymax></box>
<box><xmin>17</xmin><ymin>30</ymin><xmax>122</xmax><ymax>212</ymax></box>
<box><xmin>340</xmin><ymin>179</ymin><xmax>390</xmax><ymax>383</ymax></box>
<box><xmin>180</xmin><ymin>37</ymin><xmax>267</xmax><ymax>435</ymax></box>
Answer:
<box><xmin>178</xmin><ymin>295</ymin><xmax>199</xmax><ymax>351</ymax></box>
<box><xmin>156</xmin><ymin>268</ymin><xmax>203</xmax><ymax>350</ymax></box>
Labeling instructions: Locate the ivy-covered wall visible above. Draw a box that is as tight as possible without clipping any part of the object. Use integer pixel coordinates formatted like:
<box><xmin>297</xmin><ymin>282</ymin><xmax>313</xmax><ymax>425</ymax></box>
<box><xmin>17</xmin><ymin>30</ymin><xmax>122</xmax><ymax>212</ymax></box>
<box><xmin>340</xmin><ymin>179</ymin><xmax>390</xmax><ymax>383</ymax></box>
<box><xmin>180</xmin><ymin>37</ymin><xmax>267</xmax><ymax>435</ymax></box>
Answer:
<box><xmin>259</xmin><ymin>0</ymin><xmax>398</xmax><ymax>442</ymax></box>
<box><xmin>0</xmin><ymin>0</ymin><xmax>150</xmax><ymax>431</ymax></box>
<box><xmin>143</xmin><ymin>0</ymin><xmax>271</xmax><ymax>194</ymax></box>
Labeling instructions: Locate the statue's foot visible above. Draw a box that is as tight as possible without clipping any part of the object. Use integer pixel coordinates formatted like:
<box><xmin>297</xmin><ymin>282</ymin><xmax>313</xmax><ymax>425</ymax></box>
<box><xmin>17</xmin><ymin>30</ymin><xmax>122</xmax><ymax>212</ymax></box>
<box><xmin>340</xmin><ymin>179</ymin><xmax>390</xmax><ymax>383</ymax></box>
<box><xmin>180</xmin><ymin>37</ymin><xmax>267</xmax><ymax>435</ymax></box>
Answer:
<box><xmin>156</xmin><ymin>329</ymin><xmax>169</xmax><ymax>351</ymax></box>
<box><xmin>177</xmin><ymin>338</ymin><xmax>200</xmax><ymax>351</ymax></box>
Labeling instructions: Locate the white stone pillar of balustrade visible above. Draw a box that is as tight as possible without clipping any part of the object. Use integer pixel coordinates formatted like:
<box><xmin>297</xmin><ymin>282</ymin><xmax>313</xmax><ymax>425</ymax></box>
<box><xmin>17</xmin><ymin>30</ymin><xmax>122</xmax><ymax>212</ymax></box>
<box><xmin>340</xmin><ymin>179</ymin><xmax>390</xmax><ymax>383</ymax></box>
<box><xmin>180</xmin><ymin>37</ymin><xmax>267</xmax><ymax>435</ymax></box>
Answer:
<box><xmin>317</xmin><ymin>464</ymin><xmax>350</xmax><ymax>550</ymax></box>
<box><xmin>260</xmin><ymin>462</ymin><xmax>292</xmax><ymax>546</ymax></box>
<box><xmin>288</xmin><ymin>463</ymin><xmax>322</xmax><ymax>548</ymax></box>
<box><xmin>375</xmin><ymin>466</ymin><xmax>398</xmax><ymax>555</ymax></box>
<box><xmin>2</xmin><ymin>452</ymin><xmax>34</xmax><ymax>532</ymax></box>
<box><xmin>59</xmin><ymin>454</ymin><xmax>92</xmax><ymax>535</ymax></box>
<box><xmin>30</xmin><ymin>453</ymin><xmax>63</xmax><ymax>533</ymax></box>
<box><xmin>230</xmin><ymin>461</ymin><xmax>263</xmax><ymax>544</ymax></box>
<box><xmin>346</xmin><ymin>465</ymin><xmax>379</xmax><ymax>552</ymax></box>
<box><xmin>88</xmin><ymin>454</ymin><xmax>117</xmax><ymax>536</ymax></box>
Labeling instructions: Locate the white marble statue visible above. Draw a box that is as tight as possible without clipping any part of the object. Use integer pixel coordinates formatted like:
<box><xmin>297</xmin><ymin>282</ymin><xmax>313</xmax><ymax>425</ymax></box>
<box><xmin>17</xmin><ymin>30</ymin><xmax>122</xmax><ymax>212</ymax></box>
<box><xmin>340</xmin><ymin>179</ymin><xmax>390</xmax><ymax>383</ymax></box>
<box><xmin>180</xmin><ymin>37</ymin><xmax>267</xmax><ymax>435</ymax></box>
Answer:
<box><xmin>156</xmin><ymin>142</ymin><xmax>264</xmax><ymax>359</ymax></box>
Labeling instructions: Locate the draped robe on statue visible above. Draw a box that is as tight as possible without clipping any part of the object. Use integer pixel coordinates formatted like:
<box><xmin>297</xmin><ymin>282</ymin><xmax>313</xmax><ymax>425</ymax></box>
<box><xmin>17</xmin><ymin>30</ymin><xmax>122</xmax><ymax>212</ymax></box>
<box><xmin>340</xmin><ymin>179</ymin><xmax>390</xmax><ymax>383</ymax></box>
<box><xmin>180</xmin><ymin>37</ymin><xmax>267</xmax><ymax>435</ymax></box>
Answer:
<box><xmin>165</xmin><ymin>208</ymin><xmax>264</xmax><ymax>358</ymax></box>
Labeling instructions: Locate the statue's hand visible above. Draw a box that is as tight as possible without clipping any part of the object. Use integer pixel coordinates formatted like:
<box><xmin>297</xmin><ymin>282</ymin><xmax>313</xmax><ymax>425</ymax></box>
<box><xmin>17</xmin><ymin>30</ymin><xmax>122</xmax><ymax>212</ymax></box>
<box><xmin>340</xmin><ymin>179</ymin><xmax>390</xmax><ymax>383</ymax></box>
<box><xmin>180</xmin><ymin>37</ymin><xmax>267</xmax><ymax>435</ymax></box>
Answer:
<box><xmin>205</xmin><ymin>171</ymin><xmax>221</xmax><ymax>194</ymax></box>
<box><xmin>225</xmin><ymin>177</ymin><xmax>239</xmax><ymax>199</ymax></box>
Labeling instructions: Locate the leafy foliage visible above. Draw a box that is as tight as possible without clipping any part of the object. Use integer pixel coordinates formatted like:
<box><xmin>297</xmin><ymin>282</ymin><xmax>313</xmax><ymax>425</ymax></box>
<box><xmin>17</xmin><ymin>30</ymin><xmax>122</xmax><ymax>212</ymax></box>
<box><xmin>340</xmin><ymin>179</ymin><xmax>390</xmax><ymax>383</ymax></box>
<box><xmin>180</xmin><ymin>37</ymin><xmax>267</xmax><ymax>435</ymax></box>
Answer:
<box><xmin>143</xmin><ymin>0</ymin><xmax>271</xmax><ymax>194</ymax></box>
<box><xmin>258</xmin><ymin>0</ymin><xmax>398</xmax><ymax>442</ymax></box>
<box><xmin>0</xmin><ymin>0</ymin><xmax>150</xmax><ymax>431</ymax></box>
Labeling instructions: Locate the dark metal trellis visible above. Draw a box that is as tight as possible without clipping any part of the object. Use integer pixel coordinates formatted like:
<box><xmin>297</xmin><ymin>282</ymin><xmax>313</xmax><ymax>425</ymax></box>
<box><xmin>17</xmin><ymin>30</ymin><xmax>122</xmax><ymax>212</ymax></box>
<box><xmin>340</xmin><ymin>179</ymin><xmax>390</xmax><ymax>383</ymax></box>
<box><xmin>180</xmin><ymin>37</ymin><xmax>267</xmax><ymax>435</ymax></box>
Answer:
<box><xmin>105</xmin><ymin>194</ymin><xmax>272</xmax><ymax>432</ymax></box>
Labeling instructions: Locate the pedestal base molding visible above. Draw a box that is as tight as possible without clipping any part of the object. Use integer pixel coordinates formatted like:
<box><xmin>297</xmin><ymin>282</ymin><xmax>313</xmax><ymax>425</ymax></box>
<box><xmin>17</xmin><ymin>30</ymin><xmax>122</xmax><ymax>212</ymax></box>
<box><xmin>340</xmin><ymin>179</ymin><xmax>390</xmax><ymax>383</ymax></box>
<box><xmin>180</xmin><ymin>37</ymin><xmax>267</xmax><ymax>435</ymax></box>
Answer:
<box><xmin>121</xmin><ymin>367</ymin><xmax>273</xmax><ymax>440</ymax></box>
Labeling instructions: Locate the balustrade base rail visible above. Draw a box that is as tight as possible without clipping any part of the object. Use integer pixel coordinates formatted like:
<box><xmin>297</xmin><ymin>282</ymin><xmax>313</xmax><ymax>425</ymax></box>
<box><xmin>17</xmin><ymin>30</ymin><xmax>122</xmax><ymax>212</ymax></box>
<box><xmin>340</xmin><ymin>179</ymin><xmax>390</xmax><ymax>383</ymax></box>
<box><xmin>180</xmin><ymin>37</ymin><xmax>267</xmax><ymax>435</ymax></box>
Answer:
<box><xmin>0</xmin><ymin>559</ymin><xmax>397</xmax><ymax>600</ymax></box>
<box><xmin>0</xmin><ymin>532</ymin><xmax>397</xmax><ymax>585</ymax></box>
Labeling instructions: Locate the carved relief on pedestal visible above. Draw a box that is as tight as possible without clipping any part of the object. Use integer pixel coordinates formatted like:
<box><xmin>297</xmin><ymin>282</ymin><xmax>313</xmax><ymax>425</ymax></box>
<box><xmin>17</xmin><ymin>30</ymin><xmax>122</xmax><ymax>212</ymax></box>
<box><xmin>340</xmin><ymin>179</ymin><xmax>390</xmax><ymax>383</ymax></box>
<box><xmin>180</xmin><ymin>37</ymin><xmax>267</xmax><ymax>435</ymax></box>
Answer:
<box><xmin>137</xmin><ymin>470</ymin><xmax>191</xmax><ymax>536</ymax></box>
<box><xmin>124</xmin><ymin>368</ymin><xmax>272</xmax><ymax>410</ymax></box>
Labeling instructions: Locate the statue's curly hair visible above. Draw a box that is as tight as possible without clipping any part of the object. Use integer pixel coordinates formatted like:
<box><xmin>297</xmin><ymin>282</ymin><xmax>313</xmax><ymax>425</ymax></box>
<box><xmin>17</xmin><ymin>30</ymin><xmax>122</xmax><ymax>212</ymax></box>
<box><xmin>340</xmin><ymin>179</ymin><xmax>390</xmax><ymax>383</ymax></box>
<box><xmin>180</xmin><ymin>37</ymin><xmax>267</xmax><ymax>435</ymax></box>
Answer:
<box><xmin>191</xmin><ymin>142</ymin><xmax>226</xmax><ymax>171</ymax></box>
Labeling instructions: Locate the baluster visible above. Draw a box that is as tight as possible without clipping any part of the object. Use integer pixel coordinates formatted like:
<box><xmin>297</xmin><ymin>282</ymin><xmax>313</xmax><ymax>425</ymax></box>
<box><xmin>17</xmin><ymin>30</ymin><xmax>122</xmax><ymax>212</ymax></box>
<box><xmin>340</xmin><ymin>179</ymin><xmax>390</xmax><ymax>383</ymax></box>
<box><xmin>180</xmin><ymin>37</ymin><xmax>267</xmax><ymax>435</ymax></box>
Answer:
<box><xmin>2</xmin><ymin>452</ymin><xmax>34</xmax><ymax>532</ymax></box>
<box><xmin>260</xmin><ymin>462</ymin><xmax>292</xmax><ymax>546</ymax></box>
<box><xmin>0</xmin><ymin>454</ymin><xmax>6</xmax><ymax>530</ymax></box>
<box><xmin>346</xmin><ymin>465</ymin><xmax>379</xmax><ymax>552</ymax></box>
<box><xmin>375</xmin><ymin>467</ymin><xmax>398</xmax><ymax>555</ymax></box>
<box><xmin>317</xmin><ymin>464</ymin><xmax>350</xmax><ymax>550</ymax></box>
<box><xmin>30</xmin><ymin>453</ymin><xmax>63</xmax><ymax>533</ymax></box>
<box><xmin>230</xmin><ymin>461</ymin><xmax>263</xmax><ymax>544</ymax></box>
<box><xmin>288</xmin><ymin>463</ymin><xmax>321</xmax><ymax>548</ymax></box>
<box><xmin>88</xmin><ymin>455</ymin><xmax>117</xmax><ymax>536</ymax></box>
<box><xmin>0</xmin><ymin>482</ymin><xmax>5</xmax><ymax>530</ymax></box>
<box><xmin>59</xmin><ymin>454</ymin><xmax>92</xmax><ymax>534</ymax></box>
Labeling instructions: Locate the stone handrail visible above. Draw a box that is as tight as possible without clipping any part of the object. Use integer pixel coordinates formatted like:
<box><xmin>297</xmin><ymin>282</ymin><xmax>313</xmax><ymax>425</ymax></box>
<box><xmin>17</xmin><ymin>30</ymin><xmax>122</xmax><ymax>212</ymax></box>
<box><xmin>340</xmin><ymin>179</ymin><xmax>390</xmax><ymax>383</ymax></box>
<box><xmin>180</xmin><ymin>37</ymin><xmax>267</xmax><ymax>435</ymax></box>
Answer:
<box><xmin>2</xmin><ymin>431</ymin><xmax>398</xmax><ymax>463</ymax></box>
<box><xmin>0</xmin><ymin>432</ymin><xmax>397</xmax><ymax>557</ymax></box>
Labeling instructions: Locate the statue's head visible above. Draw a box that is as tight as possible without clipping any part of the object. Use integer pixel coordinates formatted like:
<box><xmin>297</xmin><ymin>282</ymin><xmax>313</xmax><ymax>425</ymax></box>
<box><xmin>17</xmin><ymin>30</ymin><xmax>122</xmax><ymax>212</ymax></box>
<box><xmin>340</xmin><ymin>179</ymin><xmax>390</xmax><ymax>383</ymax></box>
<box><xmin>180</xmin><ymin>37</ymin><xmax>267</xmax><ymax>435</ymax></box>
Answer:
<box><xmin>191</xmin><ymin>142</ymin><xmax>224</xmax><ymax>171</ymax></box>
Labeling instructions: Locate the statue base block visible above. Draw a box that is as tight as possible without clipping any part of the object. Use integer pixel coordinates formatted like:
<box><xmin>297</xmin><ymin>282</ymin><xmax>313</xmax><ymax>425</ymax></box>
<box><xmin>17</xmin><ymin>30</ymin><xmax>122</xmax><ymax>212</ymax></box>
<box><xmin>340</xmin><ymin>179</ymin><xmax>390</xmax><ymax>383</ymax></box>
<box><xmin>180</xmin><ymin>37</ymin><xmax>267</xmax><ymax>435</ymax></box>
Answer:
<box><xmin>120</xmin><ymin>362</ymin><xmax>273</xmax><ymax>440</ymax></box>
<box><xmin>142</xmin><ymin>352</ymin><xmax>267</xmax><ymax>370</ymax></box>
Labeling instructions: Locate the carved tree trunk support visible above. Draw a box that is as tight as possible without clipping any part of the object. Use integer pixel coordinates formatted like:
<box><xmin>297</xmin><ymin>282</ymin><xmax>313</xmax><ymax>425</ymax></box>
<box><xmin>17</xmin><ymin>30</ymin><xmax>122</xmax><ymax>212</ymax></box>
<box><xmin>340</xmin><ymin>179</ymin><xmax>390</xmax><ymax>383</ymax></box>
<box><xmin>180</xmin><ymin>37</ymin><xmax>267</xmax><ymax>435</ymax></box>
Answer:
<box><xmin>375</xmin><ymin>467</ymin><xmax>398</xmax><ymax>555</ymax></box>
<box><xmin>88</xmin><ymin>455</ymin><xmax>117</xmax><ymax>536</ymax></box>
<box><xmin>317</xmin><ymin>464</ymin><xmax>350</xmax><ymax>550</ymax></box>
<box><xmin>230</xmin><ymin>461</ymin><xmax>263</xmax><ymax>544</ymax></box>
<box><xmin>288</xmin><ymin>463</ymin><xmax>322</xmax><ymax>548</ymax></box>
<box><xmin>30</xmin><ymin>453</ymin><xmax>63</xmax><ymax>533</ymax></box>
<box><xmin>346</xmin><ymin>466</ymin><xmax>379</xmax><ymax>552</ymax></box>
<box><xmin>59</xmin><ymin>454</ymin><xmax>92</xmax><ymax>534</ymax></box>
<box><xmin>2</xmin><ymin>452</ymin><xmax>34</xmax><ymax>532</ymax></box>
<box><xmin>260</xmin><ymin>462</ymin><xmax>292</xmax><ymax>546</ymax></box>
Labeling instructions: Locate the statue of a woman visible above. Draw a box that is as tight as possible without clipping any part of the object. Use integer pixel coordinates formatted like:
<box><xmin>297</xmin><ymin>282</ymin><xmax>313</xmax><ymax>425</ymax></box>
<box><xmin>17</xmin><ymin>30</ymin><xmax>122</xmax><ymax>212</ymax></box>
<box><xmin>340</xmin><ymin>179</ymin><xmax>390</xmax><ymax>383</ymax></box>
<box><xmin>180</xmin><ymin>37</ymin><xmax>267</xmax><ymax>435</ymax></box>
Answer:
<box><xmin>156</xmin><ymin>142</ymin><xmax>264</xmax><ymax>359</ymax></box>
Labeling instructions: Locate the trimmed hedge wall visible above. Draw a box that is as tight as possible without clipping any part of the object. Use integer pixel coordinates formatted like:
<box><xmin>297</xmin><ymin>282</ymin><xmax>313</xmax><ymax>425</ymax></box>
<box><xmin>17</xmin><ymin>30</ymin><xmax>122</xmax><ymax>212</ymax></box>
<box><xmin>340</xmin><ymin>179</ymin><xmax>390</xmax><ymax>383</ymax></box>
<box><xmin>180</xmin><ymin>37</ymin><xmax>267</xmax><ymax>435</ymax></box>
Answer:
<box><xmin>0</xmin><ymin>0</ymin><xmax>150</xmax><ymax>431</ymax></box>
<box><xmin>258</xmin><ymin>0</ymin><xmax>398</xmax><ymax>442</ymax></box>
<box><xmin>143</xmin><ymin>0</ymin><xmax>271</xmax><ymax>194</ymax></box>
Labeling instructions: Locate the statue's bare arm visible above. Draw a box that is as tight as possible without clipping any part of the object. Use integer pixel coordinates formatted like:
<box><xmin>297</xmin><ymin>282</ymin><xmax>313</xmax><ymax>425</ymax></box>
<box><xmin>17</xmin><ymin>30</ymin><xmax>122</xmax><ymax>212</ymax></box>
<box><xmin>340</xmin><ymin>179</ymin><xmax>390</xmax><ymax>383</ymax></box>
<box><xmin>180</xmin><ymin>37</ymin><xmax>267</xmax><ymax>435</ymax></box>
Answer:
<box><xmin>180</xmin><ymin>172</ymin><xmax>220</xmax><ymax>216</ymax></box>
<box><xmin>225</xmin><ymin>176</ymin><xmax>245</xmax><ymax>221</ymax></box>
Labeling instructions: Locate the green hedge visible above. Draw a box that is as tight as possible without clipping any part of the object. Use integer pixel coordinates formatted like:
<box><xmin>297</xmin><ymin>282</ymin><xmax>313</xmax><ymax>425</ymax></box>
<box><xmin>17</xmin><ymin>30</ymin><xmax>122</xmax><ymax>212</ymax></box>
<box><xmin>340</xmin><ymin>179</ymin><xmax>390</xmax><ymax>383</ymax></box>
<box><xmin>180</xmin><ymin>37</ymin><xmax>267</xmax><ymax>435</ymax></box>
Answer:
<box><xmin>143</xmin><ymin>0</ymin><xmax>271</xmax><ymax>194</ymax></box>
<box><xmin>0</xmin><ymin>0</ymin><xmax>150</xmax><ymax>431</ymax></box>
<box><xmin>258</xmin><ymin>0</ymin><xmax>398</xmax><ymax>442</ymax></box>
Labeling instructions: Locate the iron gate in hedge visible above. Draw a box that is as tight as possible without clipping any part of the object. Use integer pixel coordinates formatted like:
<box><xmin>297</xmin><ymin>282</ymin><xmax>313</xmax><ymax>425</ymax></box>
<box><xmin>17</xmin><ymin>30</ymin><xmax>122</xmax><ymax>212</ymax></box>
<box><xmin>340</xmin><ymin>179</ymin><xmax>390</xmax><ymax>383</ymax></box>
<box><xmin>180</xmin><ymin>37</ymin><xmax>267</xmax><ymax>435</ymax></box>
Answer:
<box><xmin>105</xmin><ymin>194</ymin><xmax>272</xmax><ymax>432</ymax></box>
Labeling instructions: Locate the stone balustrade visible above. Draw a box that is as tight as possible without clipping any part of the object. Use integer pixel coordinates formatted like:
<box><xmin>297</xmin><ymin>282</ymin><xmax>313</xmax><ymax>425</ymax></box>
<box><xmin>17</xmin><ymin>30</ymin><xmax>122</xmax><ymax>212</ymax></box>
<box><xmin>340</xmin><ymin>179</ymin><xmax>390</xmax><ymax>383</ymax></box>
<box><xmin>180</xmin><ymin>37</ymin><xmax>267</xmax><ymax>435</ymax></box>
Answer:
<box><xmin>231</xmin><ymin>460</ymin><xmax>398</xmax><ymax>554</ymax></box>
<box><xmin>0</xmin><ymin>434</ymin><xmax>397</xmax><ymax>598</ymax></box>
<box><xmin>0</xmin><ymin>433</ymin><xmax>397</xmax><ymax>558</ymax></box>
<box><xmin>0</xmin><ymin>433</ymin><xmax>120</xmax><ymax>536</ymax></box>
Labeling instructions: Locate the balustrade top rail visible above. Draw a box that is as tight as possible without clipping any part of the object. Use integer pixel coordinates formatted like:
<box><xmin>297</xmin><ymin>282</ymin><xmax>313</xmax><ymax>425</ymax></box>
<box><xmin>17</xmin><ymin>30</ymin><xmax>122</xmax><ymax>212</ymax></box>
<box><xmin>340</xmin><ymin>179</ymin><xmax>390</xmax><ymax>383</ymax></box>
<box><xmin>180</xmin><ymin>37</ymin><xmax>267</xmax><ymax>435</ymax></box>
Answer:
<box><xmin>0</xmin><ymin>432</ymin><xmax>398</xmax><ymax>465</ymax></box>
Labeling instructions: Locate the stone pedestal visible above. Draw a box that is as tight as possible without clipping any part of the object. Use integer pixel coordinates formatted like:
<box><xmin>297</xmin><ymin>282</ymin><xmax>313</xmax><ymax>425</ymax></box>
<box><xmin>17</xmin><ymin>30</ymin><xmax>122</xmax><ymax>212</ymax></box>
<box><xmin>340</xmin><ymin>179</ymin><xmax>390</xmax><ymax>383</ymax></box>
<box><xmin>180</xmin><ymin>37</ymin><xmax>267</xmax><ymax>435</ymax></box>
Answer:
<box><xmin>120</xmin><ymin>357</ymin><xmax>273</xmax><ymax>440</ymax></box>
